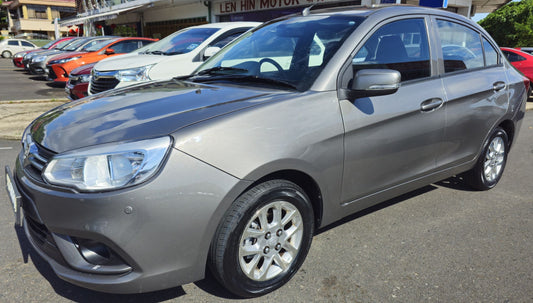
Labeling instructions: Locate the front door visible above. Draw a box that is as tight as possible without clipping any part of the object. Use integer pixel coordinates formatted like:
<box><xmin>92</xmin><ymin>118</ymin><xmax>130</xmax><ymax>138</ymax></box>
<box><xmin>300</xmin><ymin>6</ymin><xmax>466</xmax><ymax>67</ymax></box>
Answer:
<box><xmin>339</xmin><ymin>17</ymin><xmax>447</xmax><ymax>204</ymax></box>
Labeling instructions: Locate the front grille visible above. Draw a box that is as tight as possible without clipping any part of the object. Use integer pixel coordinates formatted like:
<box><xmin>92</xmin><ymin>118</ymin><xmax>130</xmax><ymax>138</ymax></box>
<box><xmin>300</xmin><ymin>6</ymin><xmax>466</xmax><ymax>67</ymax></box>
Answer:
<box><xmin>23</xmin><ymin>139</ymin><xmax>55</xmax><ymax>182</ymax></box>
<box><xmin>90</xmin><ymin>76</ymin><xmax>119</xmax><ymax>94</ymax></box>
<box><xmin>25</xmin><ymin>215</ymin><xmax>68</xmax><ymax>267</ymax></box>
<box><xmin>46</xmin><ymin>64</ymin><xmax>57</xmax><ymax>80</ymax></box>
<box><xmin>68</xmin><ymin>75</ymin><xmax>81</xmax><ymax>86</ymax></box>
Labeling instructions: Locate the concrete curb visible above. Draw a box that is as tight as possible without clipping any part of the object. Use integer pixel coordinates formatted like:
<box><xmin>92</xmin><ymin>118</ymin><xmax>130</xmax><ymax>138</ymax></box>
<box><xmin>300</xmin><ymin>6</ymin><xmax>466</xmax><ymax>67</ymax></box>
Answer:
<box><xmin>0</xmin><ymin>99</ymin><xmax>69</xmax><ymax>104</ymax></box>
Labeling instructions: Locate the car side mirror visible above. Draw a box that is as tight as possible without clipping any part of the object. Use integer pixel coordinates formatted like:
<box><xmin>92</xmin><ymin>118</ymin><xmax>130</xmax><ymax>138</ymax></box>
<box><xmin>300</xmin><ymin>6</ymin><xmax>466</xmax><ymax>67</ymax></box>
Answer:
<box><xmin>203</xmin><ymin>46</ymin><xmax>221</xmax><ymax>60</ymax></box>
<box><xmin>342</xmin><ymin>69</ymin><xmax>401</xmax><ymax>101</ymax></box>
<box><xmin>104</xmin><ymin>48</ymin><xmax>115</xmax><ymax>55</ymax></box>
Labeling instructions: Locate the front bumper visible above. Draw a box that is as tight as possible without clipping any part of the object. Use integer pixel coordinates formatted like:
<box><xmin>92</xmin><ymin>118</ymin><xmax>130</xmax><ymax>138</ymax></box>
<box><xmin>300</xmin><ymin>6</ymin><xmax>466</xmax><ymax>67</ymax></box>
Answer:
<box><xmin>65</xmin><ymin>81</ymin><xmax>88</xmax><ymax>100</ymax></box>
<box><xmin>13</xmin><ymin>57</ymin><xmax>24</xmax><ymax>68</ymax></box>
<box><xmin>29</xmin><ymin>61</ymin><xmax>46</xmax><ymax>75</ymax></box>
<box><xmin>9</xmin><ymin>146</ymin><xmax>249</xmax><ymax>293</ymax></box>
<box><xmin>48</xmin><ymin>64</ymin><xmax>69</xmax><ymax>82</ymax></box>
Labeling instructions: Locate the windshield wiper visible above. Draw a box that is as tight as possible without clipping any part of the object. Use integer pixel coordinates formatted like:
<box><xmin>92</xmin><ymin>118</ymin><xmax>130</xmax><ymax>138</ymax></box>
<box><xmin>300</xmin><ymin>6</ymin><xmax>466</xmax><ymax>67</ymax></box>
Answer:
<box><xmin>193</xmin><ymin>74</ymin><xmax>298</xmax><ymax>90</ymax></box>
<box><xmin>196</xmin><ymin>66</ymin><xmax>249</xmax><ymax>76</ymax></box>
<box><xmin>149</xmin><ymin>50</ymin><xmax>165</xmax><ymax>55</ymax></box>
<box><xmin>164</xmin><ymin>51</ymin><xmax>184</xmax><ymax>55</ymax></box>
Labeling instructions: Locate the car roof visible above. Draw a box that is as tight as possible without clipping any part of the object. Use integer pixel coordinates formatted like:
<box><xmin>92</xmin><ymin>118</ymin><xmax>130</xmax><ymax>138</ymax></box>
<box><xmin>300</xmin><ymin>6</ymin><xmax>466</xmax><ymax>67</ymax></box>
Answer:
<box><xmin>276</xmin><ymin>4</ymin><xmax>474</xmax><ymax>24</ymax></box>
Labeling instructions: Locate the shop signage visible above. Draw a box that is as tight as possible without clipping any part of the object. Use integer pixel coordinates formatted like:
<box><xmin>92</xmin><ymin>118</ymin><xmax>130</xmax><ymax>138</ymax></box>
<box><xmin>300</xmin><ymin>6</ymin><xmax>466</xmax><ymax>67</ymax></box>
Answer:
<box><xmin>419</xmin><ymin>0</ymin><xmax>448</xmax><ymax>8</ymax></box>
<box><xmin>216</xmin><ymin>0</ymin><xmax>339</xmax><ymax>14</ymax></box>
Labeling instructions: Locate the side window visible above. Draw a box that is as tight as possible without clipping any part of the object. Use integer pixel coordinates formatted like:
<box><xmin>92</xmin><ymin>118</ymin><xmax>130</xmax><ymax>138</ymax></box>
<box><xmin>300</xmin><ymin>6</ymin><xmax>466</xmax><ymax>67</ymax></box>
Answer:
<box><xmin>21</xmin><ymin>41</ymin><xmax>34</xmax><ymax>47</ymax></box>
<box><xmin>8</xmin><ymin>40</ymin><xmax>19</xmax><ymax>46</ymax></box>
<box><xmin>482</xmin><ymin>37</ymin><xmax>498</xmax><ymax>66</ymax></box>
<box><xmin>437</xmin><ymin>20</ymin><xmax>483</xmax><ymax>73</ymax></box>
<box><xmin>502</xmin><ymin>50</ymin><xmax>525</xmax><ymax>63</ymax></box>
<box><xmin>351</xmin><ymin>18</ymin><xmax>430</xmax><ymax>82</ymax></box>
<box><xmin>111</xmin><ymin>41</ymin><xmax>142</xmax><ymax>53</ymax></box>
<box><xmin>139</xmin><ymin>40</ymin><xmax>154</xmax><ymax>48</ymax></box>
<box><xmin>209</xmin><ymin>29</ymin><xmax>247</xmax><ymax>49</ymax></box>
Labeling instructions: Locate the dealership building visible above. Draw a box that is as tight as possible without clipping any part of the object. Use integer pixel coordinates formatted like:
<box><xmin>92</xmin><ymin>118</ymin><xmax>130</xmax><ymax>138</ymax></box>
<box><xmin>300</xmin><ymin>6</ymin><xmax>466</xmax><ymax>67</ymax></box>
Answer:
<box><xmin>58</xmin><ymin>0</ymin><xmax>512</xmax><ymax>38</ymax></box>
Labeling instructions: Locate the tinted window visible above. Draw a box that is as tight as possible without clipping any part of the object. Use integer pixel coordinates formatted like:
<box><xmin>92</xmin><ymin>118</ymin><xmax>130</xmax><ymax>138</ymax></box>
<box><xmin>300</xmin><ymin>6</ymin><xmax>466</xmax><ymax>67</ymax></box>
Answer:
<box><xmin>110</xmin><ymin>40</ymin><xmax>143</xmax><ymax>53</ymax></box>
<box><xmin>63</xmin><ymin>38</ymin><xmax>92</xmax><ymax>51</ymax></box>
<box><xmin>147</xmin><ymin>27</ymin><xmax>219</xmax><ymax>55</ymax></box>
<box><xmin>352</xmin><ymin>18</ymin><xmax>431</xmax><ymax>82</ymax></box>
<box><xmin>209</xmin><ymin>30</ymin><xmax>247</xmax><ymax>48</ymax></box>
<box><xmin>79</xmin><ymin>39</ymin><xmax>110</xmax><ymax>51</ymax></box>
<box><xmin>502</xmin><ymin>50</ymin><xmax>526</xmax><ymax>62</ymax></box>
<box><xmin>482</xmin><ymin>38</ymin><xmax>498</xmax><ymax>66</ymax></box>
<box><xmin>8</xmin><ymin>40</ymin><xmax>19</xmax><ymax>46</ymax></box>
<box><xmin>437</xmin><ymin>20</ymin><xmax>483</xmax><ymax>72</ymax></box>
<box><xmin>21</xmin><ymin>41</ymin><xmax>34</xmax><ymax>47</ymax></box>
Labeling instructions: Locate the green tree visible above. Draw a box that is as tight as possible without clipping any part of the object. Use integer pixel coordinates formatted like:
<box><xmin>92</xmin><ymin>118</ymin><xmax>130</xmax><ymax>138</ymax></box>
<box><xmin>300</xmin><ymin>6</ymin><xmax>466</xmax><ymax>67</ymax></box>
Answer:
<box><xmin>479</xmin><ymin>0</ymin><xmax>533</xmax><ymax>47</ymax></box>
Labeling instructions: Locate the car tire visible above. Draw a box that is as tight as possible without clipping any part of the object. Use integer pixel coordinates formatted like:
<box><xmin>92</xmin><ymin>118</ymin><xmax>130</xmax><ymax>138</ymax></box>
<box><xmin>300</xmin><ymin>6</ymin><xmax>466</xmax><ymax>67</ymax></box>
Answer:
<box><xmin>2</xmin><ymin>50</ymin><xmax>12</xmax><ymax>58</ymax></box>
<box><xmin>209</xmin><ymin>179</ymin><xmax>314</xmax><ymax>298</ymax></box>
<box><xmin>463</xmin><ymin>127</ymin><xmax>509</xmax><ymax>190</ymax></box>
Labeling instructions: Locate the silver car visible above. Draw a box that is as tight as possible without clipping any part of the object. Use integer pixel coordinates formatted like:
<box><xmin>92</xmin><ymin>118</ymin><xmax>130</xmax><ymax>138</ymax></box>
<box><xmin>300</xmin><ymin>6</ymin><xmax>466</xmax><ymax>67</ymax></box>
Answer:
<box><xmin>5</xmin><ymin>5</ymin><xmax>528</xmax><ymax>297</ymax></box>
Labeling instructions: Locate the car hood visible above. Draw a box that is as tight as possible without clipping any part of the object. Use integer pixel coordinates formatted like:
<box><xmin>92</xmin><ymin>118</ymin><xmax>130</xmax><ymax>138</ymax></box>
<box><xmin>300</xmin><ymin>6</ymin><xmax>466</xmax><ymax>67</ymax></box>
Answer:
<box><xmin>71</xmin><ymin>62</ymin><xmax>96</xmax><ymax>75</ymax></box>
<box><xmin>26</xmin><ymin>49</ymin><xmax>58</xmax><ymax>58</ymax></box>
<box><xmin>50</xmin><ymin>51</ymin><xmax>86</xmax><ymax>61</ymax></box>
<box><xmin>29</xmin><ymin>80</ymin><xmax>286</xmax><ymax>153</ymax></box>
<box><xmin>95</xmin><ymin>54</ymin><xmax>176</xmax><ymax>71</ymax></box>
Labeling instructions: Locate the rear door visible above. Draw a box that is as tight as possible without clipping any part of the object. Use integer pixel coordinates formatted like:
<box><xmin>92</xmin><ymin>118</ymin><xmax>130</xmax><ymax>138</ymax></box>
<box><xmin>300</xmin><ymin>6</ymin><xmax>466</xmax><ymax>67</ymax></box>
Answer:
<box><xmin>21</xmin><ymin>40</ymin><xmax>35</xmax><ymax>51</ymax></box>
<box><xmin>338</xmin><ymin>16</ymin><xmax>447</xmax><ymax>204</ymax></box>
<box><xmin>434</xmin><ymin>18</ymin><xmax>509</xmax><ymax>168</ymax></box>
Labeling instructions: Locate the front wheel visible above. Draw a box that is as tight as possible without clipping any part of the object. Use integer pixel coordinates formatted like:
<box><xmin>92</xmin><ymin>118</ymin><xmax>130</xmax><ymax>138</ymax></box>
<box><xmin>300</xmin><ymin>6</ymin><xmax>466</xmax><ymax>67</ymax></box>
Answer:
<box><xmin>209</xmin><ymin>179</ymin><xmax>314</xmax><ymax>297</ymax></box>
<box><xmin>463</xmin><ymin>127</ymin><xmax>509</xmax><ymax>190</ymax></box>
<box><xmin>2</xmin><ymin>50</ymin><xmax>12</xmax><ymax>58</ymax></box>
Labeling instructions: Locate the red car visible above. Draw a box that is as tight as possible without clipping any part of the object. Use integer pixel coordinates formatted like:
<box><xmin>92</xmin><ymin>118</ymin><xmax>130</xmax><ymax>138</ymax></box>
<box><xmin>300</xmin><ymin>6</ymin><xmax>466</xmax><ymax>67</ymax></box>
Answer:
<box><xmin>501</xmin><ymin>47</ymin><xmax>533</xmax><ymax>97</ymax></box>
<box><xmin>65</xmin><ymin>62</ymin><xmax>94</xmax><ymax>100</ymax></box>
<box><xmin>12</xmin><ymin>37</ymin><xmax>75</xmax><ymax>68</ymax></box>
<box><xmin>47</xmin><ymin>37</ymin><xmax>156</xmax><ymax>83</ymax></box>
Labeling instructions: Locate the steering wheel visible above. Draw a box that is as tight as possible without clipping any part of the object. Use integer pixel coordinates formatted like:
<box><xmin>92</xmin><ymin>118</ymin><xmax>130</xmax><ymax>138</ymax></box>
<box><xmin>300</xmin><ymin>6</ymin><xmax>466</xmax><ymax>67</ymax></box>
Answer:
<box><xmin>258</xmin><ymin>58</ymin><xmax>284</xmax><ymax>74</ymax></box>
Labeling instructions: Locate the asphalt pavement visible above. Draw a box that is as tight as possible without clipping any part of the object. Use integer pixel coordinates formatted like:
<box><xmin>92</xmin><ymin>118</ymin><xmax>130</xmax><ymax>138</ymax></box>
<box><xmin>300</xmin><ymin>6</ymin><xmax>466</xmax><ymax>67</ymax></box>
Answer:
<box><xmin>0</xmin><ymin>58</ymin><xmax>68</xmax><ymax>102</ymax></box>
<box><xmin>0</xmin><ymin>57</ymin><xmax>532</xmax><ymax>303</ymax></box>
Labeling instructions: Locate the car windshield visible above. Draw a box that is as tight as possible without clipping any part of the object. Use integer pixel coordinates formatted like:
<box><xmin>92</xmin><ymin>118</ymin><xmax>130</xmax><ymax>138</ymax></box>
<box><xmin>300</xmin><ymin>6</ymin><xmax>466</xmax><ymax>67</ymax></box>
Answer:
<box><xmin>63</xmin><ymin>38</ymin><xmax>93</xmax><ymax>51</ymax></box>
<box><xmin>142</xmin><ymin>27</ymin><xmax>219</xmax><ymax>55</ymax></box>
<box><xmin>194</xmin><ymin>15</ymin><xmax>364</xmax><ymax>91</ymax></box>
<box><xmin>80</xmin><ymin>38</ymin><xmax>113</xmax><ymax>51</ymax></box>
<box><xmin>42</xmin><ymin>40</ymin><xmax>56</xmax><ymax>49</ymax></box>
<box><xmin>55</xmin><ymin>39</ymin><xmax>78</xmax><ymax>50</ymax></box>
<box><xmin>84</xmin><ymin>39</ymin><xmax>118</xmax><ymax>52</ymax></box>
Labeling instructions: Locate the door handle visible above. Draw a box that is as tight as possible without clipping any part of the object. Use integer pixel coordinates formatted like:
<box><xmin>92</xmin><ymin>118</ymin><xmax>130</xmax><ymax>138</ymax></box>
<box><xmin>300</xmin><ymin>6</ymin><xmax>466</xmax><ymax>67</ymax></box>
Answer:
<box><xmin>420</xmin><ymin>98</ymin><xmax>443</xmax><ymax>112</ymax></box>
<box><xmin>493</xmin><ymin>81</ymin><xmax>506</xmax><ymax>92</ymax></box>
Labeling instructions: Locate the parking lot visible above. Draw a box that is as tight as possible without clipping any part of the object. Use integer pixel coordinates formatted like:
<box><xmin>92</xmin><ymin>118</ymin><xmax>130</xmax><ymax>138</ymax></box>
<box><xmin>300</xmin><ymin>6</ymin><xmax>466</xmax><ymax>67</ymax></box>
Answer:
<box><xmin>0</xmin><ymin>59</ymin><xmax>68</xmax><ymax>102</ymax></box>
<box><xmin>0</xmin><ymin>56</ymin><xmax>532</xmax><ymax>302</ymax></box>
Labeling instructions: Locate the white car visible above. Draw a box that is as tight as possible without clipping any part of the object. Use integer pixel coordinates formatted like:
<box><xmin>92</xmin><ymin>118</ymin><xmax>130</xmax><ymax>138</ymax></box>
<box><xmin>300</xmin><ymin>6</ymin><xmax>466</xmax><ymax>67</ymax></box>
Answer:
<box><xmin>0</xmin><ymin>39</ymin><xmax>37</xmax><ymax>58</ymax></box>
<box><xmin>88</xmin><ymin>22</ymin><xmax>260</xmax><ymax>95</ymax></box>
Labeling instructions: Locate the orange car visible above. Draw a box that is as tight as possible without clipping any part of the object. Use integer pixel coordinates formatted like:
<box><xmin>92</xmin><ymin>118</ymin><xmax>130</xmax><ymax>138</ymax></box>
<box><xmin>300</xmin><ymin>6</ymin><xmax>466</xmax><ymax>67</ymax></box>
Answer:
<box><xmin>46</xmin><ymin>37</ymin><xmax>157</xmax><ymax>83</ymax></box>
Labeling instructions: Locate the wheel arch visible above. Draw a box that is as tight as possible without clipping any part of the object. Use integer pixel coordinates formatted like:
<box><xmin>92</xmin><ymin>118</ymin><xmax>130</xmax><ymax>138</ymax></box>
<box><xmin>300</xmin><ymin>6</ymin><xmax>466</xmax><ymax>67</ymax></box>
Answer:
<box><xmin>246</xmin><ymin>170</ymin><xmax>324</xmax><ymax>230</ymax></box>
<box><xmin>498</xmin><ymin>119</ymin><xmax>515</xmax><ymax>149</ymax></box>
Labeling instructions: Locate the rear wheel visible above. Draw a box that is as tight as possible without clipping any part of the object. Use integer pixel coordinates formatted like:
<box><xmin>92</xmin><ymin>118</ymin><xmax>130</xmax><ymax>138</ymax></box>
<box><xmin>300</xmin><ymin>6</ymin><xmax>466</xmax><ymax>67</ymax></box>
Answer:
<box><xmin>2</xmin><ymin>50</ymin><xmax>12</xmax><ymax>58</ymax></box>
<box><xmin>464</xmin><ymin>127</ymin><xmax>508</xmax><ymax>190</ymax></box>
<box><xmin>209</xmin><ymin>179</ymin><xmax>314</xmax><ymax>297</ymax></box>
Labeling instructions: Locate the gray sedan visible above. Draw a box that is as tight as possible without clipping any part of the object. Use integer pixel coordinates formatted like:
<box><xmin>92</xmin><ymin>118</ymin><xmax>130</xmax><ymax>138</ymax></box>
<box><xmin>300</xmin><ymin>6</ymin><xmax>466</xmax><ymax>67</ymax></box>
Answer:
<box><xmin>5</xmin><ymin>5</ymin><xmax>528</xmax><ymax>298</ymax></box>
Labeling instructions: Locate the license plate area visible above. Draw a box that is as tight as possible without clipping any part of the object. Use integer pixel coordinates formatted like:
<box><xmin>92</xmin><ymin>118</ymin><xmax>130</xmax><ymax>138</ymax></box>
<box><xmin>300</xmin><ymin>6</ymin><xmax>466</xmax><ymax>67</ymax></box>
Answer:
<box><xmin>5</xmin><ymin>166</ymin><xmax>22</xmax><ymax>226</ymax></box>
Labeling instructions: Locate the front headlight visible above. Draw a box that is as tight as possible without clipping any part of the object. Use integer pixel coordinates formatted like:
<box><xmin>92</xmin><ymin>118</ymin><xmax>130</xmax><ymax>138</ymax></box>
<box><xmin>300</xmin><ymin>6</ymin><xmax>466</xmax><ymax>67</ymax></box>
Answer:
<box><xmin>33</xmin><ymin>55</ymin><xmax>47</xmax><ymax>63</ymax></box>
<box><xmin>115</xmin><ymin>65</ymin><xmax>154</xmax><ymax>82</ymax></box>
<box><xmin>49</xmin><ymin>56</ymin><xmax>81</xmax><ymax>65</ymax></box>
<box><xmin>79</xmin><ymin>73</ymin><xmax>91</xmax><ymax>83</ymax></box>
<box><xmin>14</xmin><ymin>53</ymin><xmax>24</xmax><ymax>58</ymax></box>
<box><xmin>43</xmin><ymin>136</ymin><xmax>171</xmax><ymax>192</ymax></box>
